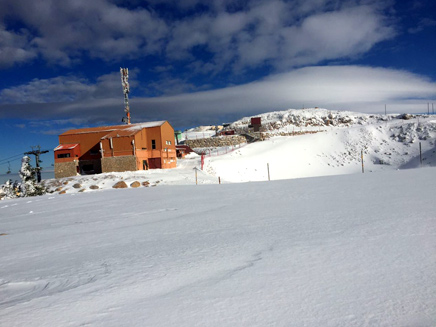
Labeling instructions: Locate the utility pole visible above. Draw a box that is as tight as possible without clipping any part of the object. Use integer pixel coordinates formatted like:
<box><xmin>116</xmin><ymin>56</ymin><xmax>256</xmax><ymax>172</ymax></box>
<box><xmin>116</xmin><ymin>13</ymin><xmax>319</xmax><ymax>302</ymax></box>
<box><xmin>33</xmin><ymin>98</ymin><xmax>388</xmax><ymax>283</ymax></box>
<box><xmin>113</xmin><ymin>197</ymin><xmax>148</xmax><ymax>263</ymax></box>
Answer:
<box><xmin>25</xmin><ymin>145</ymin><xmax>49</xmax><ymax>183</ymax></box>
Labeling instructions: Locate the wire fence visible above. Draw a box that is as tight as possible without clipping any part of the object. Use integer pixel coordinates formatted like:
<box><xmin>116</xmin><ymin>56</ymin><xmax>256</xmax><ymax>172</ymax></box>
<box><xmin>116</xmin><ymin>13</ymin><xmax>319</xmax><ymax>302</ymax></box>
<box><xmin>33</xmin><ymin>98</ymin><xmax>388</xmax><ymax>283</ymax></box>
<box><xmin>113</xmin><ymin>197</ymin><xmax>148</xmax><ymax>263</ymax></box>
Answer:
<box><xmin>196</xmin><ymin>142</ymin><xmax>248</xmax><ymax>158</ymax></box>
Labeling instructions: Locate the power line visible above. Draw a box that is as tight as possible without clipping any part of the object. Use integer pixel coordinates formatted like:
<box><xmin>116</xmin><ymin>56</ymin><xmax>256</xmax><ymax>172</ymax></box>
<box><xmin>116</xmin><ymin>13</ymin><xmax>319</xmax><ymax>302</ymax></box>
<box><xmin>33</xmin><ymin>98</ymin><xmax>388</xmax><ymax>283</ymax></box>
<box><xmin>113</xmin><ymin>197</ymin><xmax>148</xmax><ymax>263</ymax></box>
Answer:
<box><xmin>0</xmin><ymin>157</ymin><xmax>22</xmax><ymax>166</ymax></box>
<box><xmin>0</xmin><ymin>153</ymin><xmax>25</xmax><ymax>164</ymax></box>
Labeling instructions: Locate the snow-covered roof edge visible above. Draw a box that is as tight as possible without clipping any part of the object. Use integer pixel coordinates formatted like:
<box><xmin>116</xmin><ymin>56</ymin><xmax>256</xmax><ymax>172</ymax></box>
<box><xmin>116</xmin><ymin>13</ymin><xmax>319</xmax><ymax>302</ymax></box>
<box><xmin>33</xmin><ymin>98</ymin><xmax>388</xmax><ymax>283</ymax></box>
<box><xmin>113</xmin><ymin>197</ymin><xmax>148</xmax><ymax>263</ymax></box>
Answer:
<box><xmin>54</xmin><ymin>144</ymin><xmax>79</xmax><ymax>151</ymax></box>
<box><xmin>61</xmin><ymin>120</ymin><xmax>167</xmax><ymax>136</ymax></box>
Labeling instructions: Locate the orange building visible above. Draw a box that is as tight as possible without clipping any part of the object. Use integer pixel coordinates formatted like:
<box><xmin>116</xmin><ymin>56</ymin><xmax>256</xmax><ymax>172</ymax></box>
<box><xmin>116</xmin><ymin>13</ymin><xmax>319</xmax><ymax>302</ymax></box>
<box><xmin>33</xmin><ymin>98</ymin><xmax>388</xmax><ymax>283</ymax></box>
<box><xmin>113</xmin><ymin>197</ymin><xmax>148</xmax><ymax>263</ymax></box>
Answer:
<box><xmin>54</xmin><ymin>121</ymin><xmax>176</xmax><ymax>178</ymax></box>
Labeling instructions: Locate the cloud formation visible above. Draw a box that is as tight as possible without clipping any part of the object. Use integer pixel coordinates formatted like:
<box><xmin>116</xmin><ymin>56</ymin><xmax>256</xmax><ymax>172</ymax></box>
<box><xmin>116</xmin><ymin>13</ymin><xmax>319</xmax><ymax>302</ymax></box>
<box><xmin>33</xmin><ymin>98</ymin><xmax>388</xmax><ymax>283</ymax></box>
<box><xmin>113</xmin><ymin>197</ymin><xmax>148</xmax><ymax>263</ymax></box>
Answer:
<box><xmin>1</xmin><ymin>66</ymin><xmax>435</xmax><ymax>128</ymax></box>
<box><xmin>0</xmin><ymin>0</ymin><xmax>395</xmax><ymax>72</ymax></box>
<box><xmin>0</xmin><ymin>70</ymin><xmax>140</xmax><ymax>104</ymax></box>
<box><xmin>0</xmin><ymin>25</ymin><xmax>37</xmax><ymax>67</ymax></box>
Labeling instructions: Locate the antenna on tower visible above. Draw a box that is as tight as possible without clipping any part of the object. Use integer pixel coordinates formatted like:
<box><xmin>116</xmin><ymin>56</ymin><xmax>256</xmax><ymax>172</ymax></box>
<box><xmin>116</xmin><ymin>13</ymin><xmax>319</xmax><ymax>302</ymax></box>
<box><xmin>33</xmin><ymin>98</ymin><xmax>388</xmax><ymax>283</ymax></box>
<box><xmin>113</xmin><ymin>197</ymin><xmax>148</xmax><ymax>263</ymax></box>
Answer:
<box><xmin>120</xmin><ymin>67</ymin><xmax>131</xmax><ymax>124</ymax></box>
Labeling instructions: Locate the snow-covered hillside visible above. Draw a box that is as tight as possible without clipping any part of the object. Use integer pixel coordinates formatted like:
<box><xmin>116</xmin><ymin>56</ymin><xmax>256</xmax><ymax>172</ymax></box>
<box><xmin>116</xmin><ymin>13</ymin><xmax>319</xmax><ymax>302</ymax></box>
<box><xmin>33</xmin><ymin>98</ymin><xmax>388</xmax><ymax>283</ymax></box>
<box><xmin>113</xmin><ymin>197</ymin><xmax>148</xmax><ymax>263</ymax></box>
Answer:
<box><xmin>1</xmin><ymin>108</ymin><xmax>435</xmax><ymax>326</ymax></box>
<box><xmin>1</xmin><ymin>108</ymin><xmax>434</xmax><ymax>195</ymax></box>
<box><xmin>204</xmin><ymin>109</ymin><xmax>436</xmax><ymax>182</ymax></box>
<box><xmin>1</xmin><ymin>168</ymin><xmax>435</xmax><ymax>326</ymax></box>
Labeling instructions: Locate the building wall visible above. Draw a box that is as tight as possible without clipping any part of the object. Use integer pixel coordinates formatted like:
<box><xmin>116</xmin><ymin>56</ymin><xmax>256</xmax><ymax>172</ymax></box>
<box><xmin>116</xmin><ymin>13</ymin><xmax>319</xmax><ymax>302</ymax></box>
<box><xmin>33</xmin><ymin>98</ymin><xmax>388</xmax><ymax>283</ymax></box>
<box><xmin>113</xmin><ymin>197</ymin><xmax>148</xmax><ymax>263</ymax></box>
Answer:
<box><xmin>133</xmin><ymin>122</ymin><xmax>177</xmax><ymax>170</ymax></box>
<box><xmin>101</xmin><ymin>136</ymin><xmax>134</xmax><ymax>158</ymax></box>
<box><xmin>159</xmin><ymin>121</ymin><xmax>177</xmax><ymax>169</ymax></box>
<box><xmin>54</xmin><ymin>160</ymin><xmax>78</xmax><ymax>179</ymax></box>
<box><xmin>59</xmin><ymin>132</ymin><xmax>108</xmax><ymax>161</ymax></box>
<box><xmin>101</xmin><ymin>156</ymin><xmax>136</xmax><ymax>173</ymax></box>
<box><xmin>54</xmin><ymin>145</ymin><xmax>81</xmax><ymax>164</ymax></box>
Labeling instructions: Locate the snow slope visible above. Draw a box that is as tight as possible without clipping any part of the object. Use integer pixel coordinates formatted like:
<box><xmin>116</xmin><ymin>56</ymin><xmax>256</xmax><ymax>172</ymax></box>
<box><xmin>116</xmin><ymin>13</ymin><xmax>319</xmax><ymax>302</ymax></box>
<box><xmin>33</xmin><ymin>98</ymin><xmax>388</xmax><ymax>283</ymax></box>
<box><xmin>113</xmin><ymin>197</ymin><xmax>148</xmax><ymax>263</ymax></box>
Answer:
<box><xmin>205</xmin><ymin>109</ymin><xmax>436</xmax><ymax>182</ymax></box>
<box><xmin>1</xmin><ymin>168</ymin><xmax>436</xmax><ymax>326</ymax></box>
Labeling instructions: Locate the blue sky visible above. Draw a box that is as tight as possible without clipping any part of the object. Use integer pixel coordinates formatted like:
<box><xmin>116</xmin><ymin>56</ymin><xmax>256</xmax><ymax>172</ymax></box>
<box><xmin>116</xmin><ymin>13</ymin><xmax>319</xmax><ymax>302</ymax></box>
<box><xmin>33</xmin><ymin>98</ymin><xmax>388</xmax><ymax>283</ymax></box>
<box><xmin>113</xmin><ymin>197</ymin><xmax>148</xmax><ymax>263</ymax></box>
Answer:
<box><xmin>1</xmin><ymin>0</ymin><xmax>436</xmax><ymax>173</ymax></box>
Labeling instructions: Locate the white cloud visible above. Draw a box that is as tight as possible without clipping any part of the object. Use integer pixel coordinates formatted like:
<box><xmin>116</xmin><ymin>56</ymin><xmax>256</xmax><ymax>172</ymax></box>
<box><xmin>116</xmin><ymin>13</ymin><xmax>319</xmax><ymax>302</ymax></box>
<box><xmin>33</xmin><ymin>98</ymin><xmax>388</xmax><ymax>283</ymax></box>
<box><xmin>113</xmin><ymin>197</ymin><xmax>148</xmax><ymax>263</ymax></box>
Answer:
<box><xmin>0</xmin><ymin>0</ymin><xmax>168</xmax><ymax>65</ymax></box>
<box><xmin>0</xmin><ymin>0</ymin><xmax>396</xmax><ymax>72</ymax></box>
<box><xmin>0</xmin><ymin>69</ymin><xmax>141</xmax><ymax>104</ymax></box>
<box><xmin>408</xmin><ymin>17</ymin><xmax>436</xmax><ymax>34</ymax></box>
<box><xmin>0</xmin><ymin>25</ymin><xmax>37</xmax><ymax>67</ymax></box>
<box><xmin>1</xmin><ymin>66</ymin><xmax>435</xmax><ymax>127</ymax></box>
<box><xmin>0</xmin><ymin>77</ymin><xmax>93</xmax><ymax>103</ymax></box>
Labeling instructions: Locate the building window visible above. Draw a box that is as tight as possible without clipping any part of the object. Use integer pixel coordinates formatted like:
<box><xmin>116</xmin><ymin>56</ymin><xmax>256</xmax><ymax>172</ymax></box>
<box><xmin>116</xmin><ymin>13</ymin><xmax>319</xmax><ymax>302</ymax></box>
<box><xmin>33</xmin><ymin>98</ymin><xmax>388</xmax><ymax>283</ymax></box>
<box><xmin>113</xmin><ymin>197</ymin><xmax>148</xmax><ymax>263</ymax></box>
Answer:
<box><xmin>166</xmin><ymin>140</ymin><xmax>172</xmax><ymax>145</ymax></box>
<box><xmin>57</xmin><ymin>153</ymin><xmax>71</xmax><ymax>158</ymax></box>
<box><xmin>152</xmin><ymin>140</ymin><xmax>156</xmax><ymax>149</ymax></box>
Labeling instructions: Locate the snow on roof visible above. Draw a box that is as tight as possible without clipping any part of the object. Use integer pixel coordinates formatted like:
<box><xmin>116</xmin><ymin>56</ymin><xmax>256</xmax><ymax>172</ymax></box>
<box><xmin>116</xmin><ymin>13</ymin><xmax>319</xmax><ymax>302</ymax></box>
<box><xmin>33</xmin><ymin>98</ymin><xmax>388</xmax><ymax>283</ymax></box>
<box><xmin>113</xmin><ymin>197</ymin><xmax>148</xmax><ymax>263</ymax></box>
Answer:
<box><xmin>61</xmin><ymin>121</ymin><xmax>167</xmax><ymax>136</ymax></box>
<box><xmin>54</xmin><ymin>143</ymin><xmax>79</xmax><ymax>151</ymax></box>
<box><xmin>126</xmin><ymin>121</ymin><xmax>166</xmax><ymax>130</ymax></box>
<box><xmin>100</xmin><ymin>121</ymin><xmax>167</xmax><ymax>139</ymax></box>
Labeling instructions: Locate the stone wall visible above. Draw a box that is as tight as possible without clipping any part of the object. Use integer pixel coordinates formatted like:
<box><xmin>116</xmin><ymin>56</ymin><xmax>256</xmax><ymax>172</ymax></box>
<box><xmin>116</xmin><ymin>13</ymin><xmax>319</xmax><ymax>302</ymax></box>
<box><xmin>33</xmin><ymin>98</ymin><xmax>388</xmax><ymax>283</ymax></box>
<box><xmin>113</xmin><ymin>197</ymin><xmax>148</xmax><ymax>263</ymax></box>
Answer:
<box><xmin>55</xmin><ymin>161</ymin><xmax>78</xmax><ymax>179</ymax></box>
<box><xmin>185</xmin><ymin>135</ymin><xmax>246</xmax><ymax>148</ymax></box>
<box><xmin>101</xmin><ymin>156</ymin><xmax>136</xmax><ymax>173</ymax></box>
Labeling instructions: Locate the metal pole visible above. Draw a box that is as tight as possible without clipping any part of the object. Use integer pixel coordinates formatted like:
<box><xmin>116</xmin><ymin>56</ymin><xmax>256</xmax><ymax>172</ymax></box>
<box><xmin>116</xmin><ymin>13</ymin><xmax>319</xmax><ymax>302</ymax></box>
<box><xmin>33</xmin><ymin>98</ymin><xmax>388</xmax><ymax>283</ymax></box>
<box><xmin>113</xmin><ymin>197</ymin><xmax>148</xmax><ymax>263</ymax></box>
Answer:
<box><xmin>195</xmin><ymin>169</ymin><xmax>198</xmax><ymax>185</ymax></box>
<box><xmin>267</xmin><ymin>163</ymin><xmax>270</xmax><ymax>181</ymax></box>
<box><xmin>25</xmin><ymin>145</ymin><xmax>49</xmax><ymax>183</ymax></box>
<box><xmin>419</xmin><ymin>142</ymin><xmax>422</xmax><ymax>167</ymax></box>
<box><xmin>361</xmin><ymin>150</ymin><xmax>364</xmax><ymax>173</ymax></box>
<box><xmin>218</xmin><ymin>176</ymin><xmax>221</xmax><ymax>184</ymax></box>
<box><xmin>35</xmin><ymin>152</ymin><xmax>41</xmax><ymax>183</ymax></box>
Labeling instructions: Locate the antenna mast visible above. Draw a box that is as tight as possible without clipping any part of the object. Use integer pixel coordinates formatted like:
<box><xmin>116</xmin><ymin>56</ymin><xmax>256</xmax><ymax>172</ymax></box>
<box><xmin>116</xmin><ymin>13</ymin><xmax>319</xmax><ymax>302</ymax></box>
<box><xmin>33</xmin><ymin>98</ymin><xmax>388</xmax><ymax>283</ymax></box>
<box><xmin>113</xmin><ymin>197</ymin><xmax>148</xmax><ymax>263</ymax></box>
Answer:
<box><xmin>120</xmin><ymin>67</ymin><xmax>131</xmax><ymax>124</ymax></box>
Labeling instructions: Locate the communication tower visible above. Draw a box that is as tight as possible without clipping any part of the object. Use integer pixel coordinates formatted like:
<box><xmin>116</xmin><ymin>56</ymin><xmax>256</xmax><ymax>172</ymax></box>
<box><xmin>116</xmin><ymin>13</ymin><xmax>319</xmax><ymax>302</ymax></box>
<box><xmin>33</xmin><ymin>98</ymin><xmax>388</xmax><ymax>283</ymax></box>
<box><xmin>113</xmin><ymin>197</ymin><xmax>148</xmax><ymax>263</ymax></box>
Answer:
<box><xmin>120</xmin><ymin>67</ymin><xmax>131</xmax><ymax>124</ymax></box>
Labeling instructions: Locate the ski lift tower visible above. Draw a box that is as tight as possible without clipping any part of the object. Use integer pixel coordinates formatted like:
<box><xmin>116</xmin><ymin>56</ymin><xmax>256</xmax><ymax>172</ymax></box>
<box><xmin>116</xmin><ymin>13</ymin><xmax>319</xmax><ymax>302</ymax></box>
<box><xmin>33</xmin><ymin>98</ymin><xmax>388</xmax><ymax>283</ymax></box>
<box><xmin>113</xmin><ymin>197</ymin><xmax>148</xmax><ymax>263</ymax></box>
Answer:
<box><xmin>120</xmin><ymin>67</ymin><xmax>131</xmax><ymax>124</ymax></box>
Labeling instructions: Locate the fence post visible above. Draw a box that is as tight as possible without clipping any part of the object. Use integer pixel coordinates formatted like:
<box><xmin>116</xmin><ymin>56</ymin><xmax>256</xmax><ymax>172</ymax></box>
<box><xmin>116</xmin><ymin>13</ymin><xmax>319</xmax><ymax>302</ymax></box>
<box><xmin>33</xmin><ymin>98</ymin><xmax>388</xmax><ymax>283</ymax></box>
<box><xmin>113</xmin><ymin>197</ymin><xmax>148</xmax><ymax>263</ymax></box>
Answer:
<box><xmin>218</xmin><ymin>176</ymin><xmax>221</xmax><ymax>184</ymax></box>
<box><xmin>361</xmin><ymin>150</ymin><xmax>364</xmax><ymax>173</ymax></box>
<box><xmin>267</xmin><ymin>163</ymin><xmax>270</xmax><ymax>181</ymax></box>
<box><xmin>419</xmin><ymin>142</ymin><xmax>422</xmax><ymax>167</ymax></box>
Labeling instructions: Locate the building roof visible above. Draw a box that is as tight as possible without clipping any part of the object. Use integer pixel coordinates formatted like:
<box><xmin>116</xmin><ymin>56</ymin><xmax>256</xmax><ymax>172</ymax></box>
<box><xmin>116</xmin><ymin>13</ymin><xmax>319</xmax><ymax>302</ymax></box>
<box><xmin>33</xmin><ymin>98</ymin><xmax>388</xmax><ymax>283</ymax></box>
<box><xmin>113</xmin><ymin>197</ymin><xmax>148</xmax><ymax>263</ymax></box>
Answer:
<box><xmin>54</xmin><ymin>143</ymin><xmax>80</xmax><ymax>151</ymax></box>
<box><xmin>101</xmin><ymin>129</ymin><xmax>142</xmax><ymax>139</ymax></box>
<box><xmin>60</xmin><ymin>121</ymin><xmax>167</xmax><ymax>136</ymax></box>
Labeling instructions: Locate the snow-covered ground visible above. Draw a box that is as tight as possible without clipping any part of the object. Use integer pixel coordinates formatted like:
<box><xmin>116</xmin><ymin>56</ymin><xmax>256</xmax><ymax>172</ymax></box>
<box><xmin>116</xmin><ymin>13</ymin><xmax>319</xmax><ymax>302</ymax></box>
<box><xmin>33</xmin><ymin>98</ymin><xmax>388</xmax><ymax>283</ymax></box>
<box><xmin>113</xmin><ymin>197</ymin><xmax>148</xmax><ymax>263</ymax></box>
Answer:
<box><xmin>206</xmin><ymin>120</ymin><xmax>436</xmax><ymax>182</ymax></box>
<box><xmin>205</xmin><ymin>110</ymin><xmax>436</xmax><ymax>182</ymax></box>
<box><xmin>1</xmin><ymin>109</ymin><xmax>436</xmax><ymax>326</ymax></box>
<box><xmin>1</xmin><ymin>168</ymin><xmax>435</xmax><ymax>326</ymax></box>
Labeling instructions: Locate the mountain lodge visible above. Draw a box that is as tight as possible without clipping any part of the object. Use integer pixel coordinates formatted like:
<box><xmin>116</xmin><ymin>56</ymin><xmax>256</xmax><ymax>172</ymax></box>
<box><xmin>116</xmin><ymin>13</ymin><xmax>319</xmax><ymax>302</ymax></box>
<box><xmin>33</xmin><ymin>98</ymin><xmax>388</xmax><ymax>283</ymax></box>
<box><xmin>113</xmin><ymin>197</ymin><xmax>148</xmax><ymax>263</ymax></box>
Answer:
<box><xmin>54</xmin><ymin>121</ymin><xmax>176</xmax><ymax>178</ymax></box>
